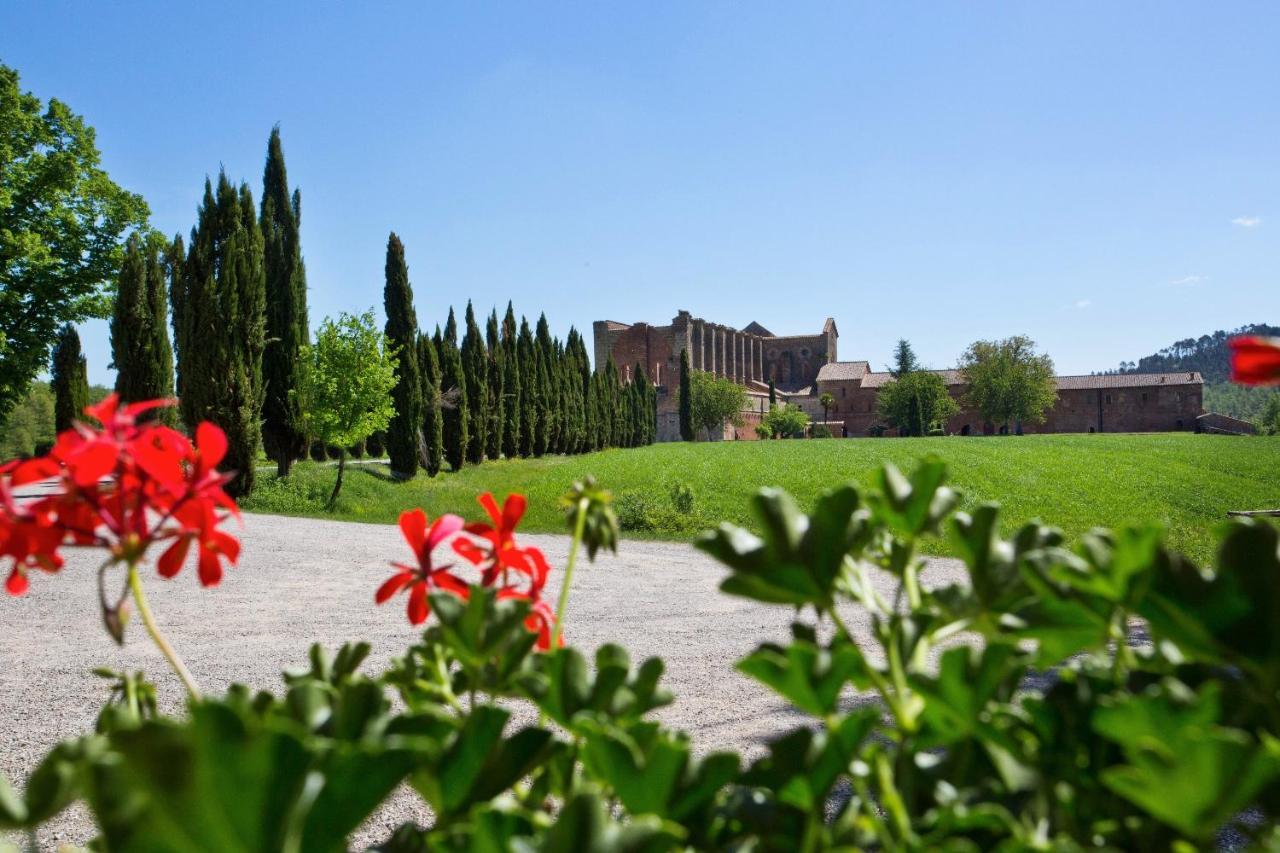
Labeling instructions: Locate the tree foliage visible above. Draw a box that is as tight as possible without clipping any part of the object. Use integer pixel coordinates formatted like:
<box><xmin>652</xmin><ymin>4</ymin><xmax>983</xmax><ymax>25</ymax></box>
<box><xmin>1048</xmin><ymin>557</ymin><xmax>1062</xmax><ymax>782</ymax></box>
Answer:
<box><xmin>295</xmin><ymin>311</ymin><xmax>397</xmax><ymax>508</ymax></box>
<box><xmin>460</xmin><ymin>303</ymin><xmax>487</xmax><ymax>465</ymax></box>
<box><xmin>110</xmin><ymin>232</ymin><xmax>175</xmax><ymax>425</ymax></box>
<box><xmin>678</xmin><ymin>348</ymin><xmax>693</xmax><ymax>441</ymax></box>
<box><xmin>259</xmin><ymin>128</ymin><xmax>309</xmax><ymax>476</ymax></box>
<box><xmin>439</xmin><ymin>314</ymin><xmax>468</xmax><ymax>473</ymax></box>
<box><xmin>761</xmin><ymin>402</ymin><xmax>809</xmax><ymax>438</ymax></box>
<box><xmin>382</xmin><ymin>233</ymin><xmax>421</xmax><ymax>478</ymax></box>
<box><xmin>690</xmin><ymin>370</ymin><xmax>747</xmax><ymax>441</ymax></box>
<box><xmin>877</xmin><ymin>371</ymin><xmax>960</xmax><ymax>436</ymax></box>
<box><xmin>173</xmin><ymin>173</ymin><xmax>265</xmax><ymax>497</ymax></box>
<box><xmin>417</xmin><ymin>333</ymin><xmax>444</xmax><ymax>476</ymax></box>
<box><xmin>0</xmin><ymin>63</ymin><xmax>150</xmax><ymax>419</ymax></box>
<box><xmin>959</xmin><ymin>335</ymin><xmax>1057</xmax><ymax>431</ymax></box>
<box><xmin>51</xmin><ymin>324</ymin><xmax>89</xmax><ymax>434</ymax></box>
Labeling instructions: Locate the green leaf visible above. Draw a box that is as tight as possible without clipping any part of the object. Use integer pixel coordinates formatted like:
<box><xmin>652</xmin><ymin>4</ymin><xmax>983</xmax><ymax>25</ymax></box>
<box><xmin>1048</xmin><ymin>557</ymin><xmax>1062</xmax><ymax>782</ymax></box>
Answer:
<box><xmin>526</xmin><ymin>644</ymin><xmax>672</xmax><ymax>732</ymax></box>
<box><xmin>0</xmin><ymin>770</ymin><xmax>26</xmax><ymax>828</ymax></box>
<box><xmin>736</xmin><ymin>636</ymin><xmax>871</xmax><ymax>717</ymax></box>
<box><xmin>536</xmin><ymin>789</ymin><xmax>682</xmax><ymax>853</ymax></box>
<box><xmin>1093</xmin><ymin>680</ymin><xmax>1280</xmax><ymax>839</ymax></box>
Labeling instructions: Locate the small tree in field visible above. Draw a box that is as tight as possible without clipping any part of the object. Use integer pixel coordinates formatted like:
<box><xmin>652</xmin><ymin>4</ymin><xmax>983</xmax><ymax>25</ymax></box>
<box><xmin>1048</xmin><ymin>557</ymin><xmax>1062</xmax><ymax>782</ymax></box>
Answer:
<box><xmin>959</xmin><ymin>335</ymin><xmax>1057</xmax><ymax>434</ymax></box>
<box><xmin>762</xmin><ymin>402</ymin><xmax>809</xmax><ymax>438</ymax></box>
<box><xmin>878</xmin><ymin>371</ymin><xmax>959</xmax><ymax>436</ymax></box>
<box><xmin>819</xmin><ymin>392</ymin><xmax>834</xmax><ymax>423</ymax></box>
<box><xmin>295</xmin><ymin>311</ymin><xmax>397</xmax><ymax>509</ymax></box>
<box><xmin>690</xmin><ymin>370</ymin><xmax>746</xmax><ymax>441</ymax></box>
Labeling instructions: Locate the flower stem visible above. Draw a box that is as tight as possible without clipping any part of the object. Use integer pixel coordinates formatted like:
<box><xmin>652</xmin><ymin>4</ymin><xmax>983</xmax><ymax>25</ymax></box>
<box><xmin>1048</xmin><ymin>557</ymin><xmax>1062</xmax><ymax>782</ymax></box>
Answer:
<box><xmin>552</xmin><ymin>498</ymin><xmax>589</xmax><ymax>649</ymax></box>
<box><xmin>127</xmin><ymin>563</ymin><xmax>201</xmax><ymax>700</ymax></box>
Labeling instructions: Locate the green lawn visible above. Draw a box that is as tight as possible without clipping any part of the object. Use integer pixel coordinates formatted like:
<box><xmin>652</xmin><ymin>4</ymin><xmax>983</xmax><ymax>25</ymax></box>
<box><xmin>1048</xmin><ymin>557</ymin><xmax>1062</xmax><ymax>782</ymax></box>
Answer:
<box><xmin>242</xmin><ymin>434</ymin><xmax>1280</xmax><ymax>563</ymax></box>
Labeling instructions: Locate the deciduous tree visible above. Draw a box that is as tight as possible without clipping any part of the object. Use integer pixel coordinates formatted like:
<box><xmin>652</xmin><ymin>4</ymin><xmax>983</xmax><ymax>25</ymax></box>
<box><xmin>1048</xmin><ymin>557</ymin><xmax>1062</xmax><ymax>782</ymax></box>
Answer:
<box><xmin>295</xmin><ymin>311</ymin><xmax>397</xmax><ymax>508</ymax></box>
<box><xmin>690</xmin><ymin>370</ymin><xmax>746</xmax><ymax>441</ymax></box>
<box><xmin>877</xmin><ymin>371</ymin><xmax>959</xmax><ymax>436</ymax></box>
<box><xmin>0</xmin><ymin>63</ymin><xmax>149</xmax><ymax>419</ymax></box>
<box><xmin>959</xmin><ymin>335</ymin><xmax>1057</xmax><ymax>433</ymax></box>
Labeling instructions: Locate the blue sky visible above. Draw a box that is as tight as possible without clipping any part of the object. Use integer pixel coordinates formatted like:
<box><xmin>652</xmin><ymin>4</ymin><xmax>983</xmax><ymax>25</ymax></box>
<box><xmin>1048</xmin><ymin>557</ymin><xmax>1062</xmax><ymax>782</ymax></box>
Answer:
<box><xmin>4</xmin><ymin>1</ymin><xmax>1277</xmax><ymax>383</ymax></box>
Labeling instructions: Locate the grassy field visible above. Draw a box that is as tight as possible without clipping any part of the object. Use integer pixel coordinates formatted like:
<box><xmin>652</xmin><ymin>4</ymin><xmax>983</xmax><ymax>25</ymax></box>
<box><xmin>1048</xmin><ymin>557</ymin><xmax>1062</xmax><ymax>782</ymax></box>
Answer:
<box><xmin>242</xmin><ymin>434</ymin><xmax>1280</xmax><ymax>563</ymax></box>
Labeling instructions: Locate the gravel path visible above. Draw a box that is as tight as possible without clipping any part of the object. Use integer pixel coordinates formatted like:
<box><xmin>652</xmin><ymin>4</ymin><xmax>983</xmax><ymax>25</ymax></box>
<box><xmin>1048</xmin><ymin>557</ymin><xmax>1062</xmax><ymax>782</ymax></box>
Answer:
<box><xmin>1</xmin><ymin>510</ymin><xmax>967</xmax><ymax>849</ymax></box>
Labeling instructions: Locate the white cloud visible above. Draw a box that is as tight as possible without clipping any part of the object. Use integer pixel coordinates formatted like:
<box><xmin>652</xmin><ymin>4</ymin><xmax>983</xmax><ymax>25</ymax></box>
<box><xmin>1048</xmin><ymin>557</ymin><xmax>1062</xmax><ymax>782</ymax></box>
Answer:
<box><xmin>1232</xmin><ymin>216</ymin><xmax>1262</xmax><ymax>228</ymax></box>
<box><xmin>1170</xmin><ymin>275</ymin><xmax>1204</xmax><ymax>286</ymax></box>
<box><xmin>1075</xmin><ymin>299</ymin><xmax>1092</xmax><ymax>309</ymax></box>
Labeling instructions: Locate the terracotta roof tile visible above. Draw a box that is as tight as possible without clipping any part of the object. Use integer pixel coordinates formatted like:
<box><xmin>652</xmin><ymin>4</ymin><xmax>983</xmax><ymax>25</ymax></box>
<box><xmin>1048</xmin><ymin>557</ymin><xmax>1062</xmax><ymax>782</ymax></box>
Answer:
<box><xmin>816</xmin><ymin>361</ymin><xmax>870</xmax><ymax>381</ymax></box>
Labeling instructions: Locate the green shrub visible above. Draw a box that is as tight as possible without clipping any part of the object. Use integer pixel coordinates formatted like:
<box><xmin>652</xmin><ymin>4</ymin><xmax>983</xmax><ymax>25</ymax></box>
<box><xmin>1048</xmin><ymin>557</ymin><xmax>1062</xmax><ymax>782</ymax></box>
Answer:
<box><xmin>5</xmin><ymin>460</ymin><xmax>1280</xmax><ymax>850</ymax></box>
<box><xmin>811</xmin><ymin>424</ymin><xmax>832</xmax><ymax>438</ymax></box>
<box><xmin>308</xmin><ymin>440</ymin><xmax>327</xmax><ymax>462</ymax></box>
<box><xmin>669</xmin><ymin>480</ymin><xmax>695</xmax><ymax>515</ymax></box>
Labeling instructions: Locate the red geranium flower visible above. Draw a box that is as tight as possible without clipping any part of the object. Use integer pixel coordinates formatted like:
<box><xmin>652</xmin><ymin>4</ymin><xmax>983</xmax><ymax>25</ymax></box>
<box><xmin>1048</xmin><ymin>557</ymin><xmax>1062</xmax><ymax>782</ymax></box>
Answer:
<box><xmin>0</xmin><ymin>395</ymin><xmax>240</xmax><ymax>596</ymax></box>
<box><xmin>453</xmin><ymin>492</ymin><xmax>551</xmax><ymax>591</ymax></box>
<box><xmin>497</xmin><ymin>588</ymin><xmax>561</xmax><ymax>651</ymax></box>
<box><xmin>377</xmin><ymin>509</ymin><xmax>468</xmax><ymax>625</ymax></box>
<box><xmin>1230</xmin><ymin>336</ymin><xmax>1280</xmax><ymax>386</ymax></box>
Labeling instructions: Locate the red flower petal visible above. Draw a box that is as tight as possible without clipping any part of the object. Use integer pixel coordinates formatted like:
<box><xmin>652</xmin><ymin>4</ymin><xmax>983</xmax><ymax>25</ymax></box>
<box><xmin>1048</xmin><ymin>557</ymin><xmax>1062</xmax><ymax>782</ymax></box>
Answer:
<box><xmin>5</xmin><ymin>569</ymin><xmax>28</xmax><ymax>597</ymax></box>
<box><xmin>84</xmin><ymin>394</ymin><xmax>119</xmax><ymax>426</ymax></box>
<box><xmin>501</xmin><ymin>494</ymin><xmax>527</xmax><ymax>533</ymax></box>
<box><xmin>477</xmin><ymin>492</ymin><xmax>502</xmax><ymax>529</ymax></box>
<box><xmin>197</xmin><ymin>548</ymin><xmax>223</xmax><ymax>587</ymax></box>
<box><xmin>451</xmin><ymin>537</ymin><xmax>487</xmax><ymax>565</ymax></box>
<box><xmin>376</xmin><ymin>571</ymin><xmax>413</xmax><ymax>604</ymax></box>
<box><xmin>196</xmin><ymin>422</ymin><xmax>228</xmax><ymax>469</ymax></box>
<box><xmin>407</xmin><ymin>582</ymin><xmax>430</xmax><ymax>625</ymax></box>
<box><xmin>399</xmin><ymin>509</ymin><xmax>428</xmax><ymax>557</ymax></box>
<box><xmin>426</xmin><ymin>513</ymin><xmax>464</xmax><ymax>550</ymax></box>
<box><xmin>157</xmin><ymin>538</ymin><xmax>190</xmax><ymax>578</ymax></box>
<box><xmin>433</xmin><ymin>571</ymin><xmax>471</xmax><ymax>598</ymax></box>
<box><xmin>68</xmin><ymin>442</ymin><xmax>119</xmax><ymax>488</ymax></box>
<box><xmin>1229</xmin><ymin>336</ymin><xmax>1280</xmax><ymax>386</ymax></box>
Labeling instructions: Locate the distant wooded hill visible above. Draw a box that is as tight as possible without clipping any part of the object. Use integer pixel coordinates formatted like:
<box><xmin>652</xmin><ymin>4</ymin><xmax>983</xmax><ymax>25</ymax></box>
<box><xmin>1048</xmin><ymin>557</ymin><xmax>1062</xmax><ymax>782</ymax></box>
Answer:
<box><xmin>1108</xmin><ymin>323</ymin><xmax>1280</xmax><ymax>423</ymax></box>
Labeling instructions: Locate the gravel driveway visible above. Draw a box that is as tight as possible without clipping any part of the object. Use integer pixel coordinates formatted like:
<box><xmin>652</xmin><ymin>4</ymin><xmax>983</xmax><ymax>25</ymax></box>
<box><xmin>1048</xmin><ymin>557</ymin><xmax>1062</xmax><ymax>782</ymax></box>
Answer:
<box><xmin>1</xmin><ymin>510</ymin><xmax>967</xmax><ymax>849</ymax></box>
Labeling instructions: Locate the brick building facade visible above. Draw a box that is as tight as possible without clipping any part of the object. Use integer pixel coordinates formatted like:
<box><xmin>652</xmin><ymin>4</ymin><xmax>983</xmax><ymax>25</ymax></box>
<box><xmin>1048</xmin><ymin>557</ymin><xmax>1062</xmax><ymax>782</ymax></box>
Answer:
<box><xmin>594</xmin><ymin>311</ymin><xmax>1205</xmax><ymax>440</ymax></box>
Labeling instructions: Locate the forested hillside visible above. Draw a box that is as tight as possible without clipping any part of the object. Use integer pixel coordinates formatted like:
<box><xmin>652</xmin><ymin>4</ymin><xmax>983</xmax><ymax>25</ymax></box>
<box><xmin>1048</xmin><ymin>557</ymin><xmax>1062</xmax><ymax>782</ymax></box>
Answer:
<box><xmin>1112</xmin><ymin>323</ymin><xmax>1280</xmax><ymax>425</ymax></box>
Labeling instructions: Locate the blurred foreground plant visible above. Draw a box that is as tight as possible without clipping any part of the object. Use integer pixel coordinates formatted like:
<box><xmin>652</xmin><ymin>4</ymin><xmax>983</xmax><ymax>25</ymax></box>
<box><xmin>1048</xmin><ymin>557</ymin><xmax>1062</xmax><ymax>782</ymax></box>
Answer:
<box><xmin>3</xmin><ymin>451</ymin><xmax>1280</xmax><ymax>850</ymax></box>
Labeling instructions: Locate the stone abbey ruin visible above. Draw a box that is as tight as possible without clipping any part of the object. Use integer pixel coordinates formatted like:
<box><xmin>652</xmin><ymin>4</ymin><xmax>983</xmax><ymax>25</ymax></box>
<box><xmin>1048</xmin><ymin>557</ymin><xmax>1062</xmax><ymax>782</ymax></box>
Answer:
<box><xmin>593</xmin><ymin>310</ymin><xmax>1206</xmax><ymax>440</ymax></box>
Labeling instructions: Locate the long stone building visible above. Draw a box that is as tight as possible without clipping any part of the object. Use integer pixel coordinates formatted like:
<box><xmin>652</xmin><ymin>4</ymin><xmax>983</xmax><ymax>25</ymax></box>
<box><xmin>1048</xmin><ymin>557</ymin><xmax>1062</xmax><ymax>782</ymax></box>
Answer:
<box><xmin>594</xmin><ymin>311</ymin><xmax>1205</xmax><ymax>440</ymax></box>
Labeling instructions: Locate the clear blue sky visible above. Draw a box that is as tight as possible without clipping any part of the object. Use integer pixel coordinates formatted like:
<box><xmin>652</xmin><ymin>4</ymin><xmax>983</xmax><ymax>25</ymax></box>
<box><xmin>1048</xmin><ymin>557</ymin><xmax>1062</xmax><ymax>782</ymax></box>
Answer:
<box><xmin>4</xmin><ymin>1</ymin><xmax>1277</xmax><ymax>384</ymax></box>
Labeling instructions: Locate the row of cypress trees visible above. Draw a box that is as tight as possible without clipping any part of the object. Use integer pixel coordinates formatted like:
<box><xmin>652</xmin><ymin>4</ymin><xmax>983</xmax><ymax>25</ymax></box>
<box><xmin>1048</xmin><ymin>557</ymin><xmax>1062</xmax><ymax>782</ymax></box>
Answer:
<box><xmin>102</xmin><ymin>128</ymin><xmax>654</xmax><ymax>493</ymax></box>
<box><xmin>381</xmin><ymin>235</ymin><xmax>658</xmax><ymax>477</ymax></box>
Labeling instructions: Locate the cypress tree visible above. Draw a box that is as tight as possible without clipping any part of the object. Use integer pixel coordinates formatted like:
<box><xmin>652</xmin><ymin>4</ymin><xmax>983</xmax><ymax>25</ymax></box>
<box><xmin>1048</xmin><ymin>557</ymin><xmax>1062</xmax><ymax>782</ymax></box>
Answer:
<box><xmin>175</xmin><ymin>173</ymin><xmax>265</xmax><ymax>496</ymax></box>
<box><xmin>768</xmin><ymin>379</ymin><xmax>777</xmax><ymax>408</ymax></box>
<box><xmin>443</xmin><ymin>308</ymin><xmax>458</xmax><ymax>347</ymax></box>
<box><xmin>260</xmin><ymin>128</ymin><xmax>309</xmax><ymax>477</ymax></box>
<box><xmin>517</xmin><ymin>318</ymin><xmax>537</xmax><ymax>457</ymax></box>
<box><xmin>439</xmin><ymin>328</ymin><xmax>468</xmax><ymax>472</ymax></box>
<box><xmin>534</xmin><ymin>314</ymin><xmax>556</xmax><ymax>455</ymax></box>
<box><xmin>604</xmin><ymin>357</ymin><xmax>623</xmax><ymax>447</ymax></box>
<box><xmin>633</xmin><ymin>363</ymin><xmax>651</xmax><ymax>446</ymax></box>
<box><xmin>51</xmin><ymin>323</ymin><xmax>89</xmax><ymax>433</ymax></box>
<box><xmin>484</xmin><ymin>309</ymin><xmax>504</xmax><ymax>459</ymax></box>
<box><xmin>418</xmin><ymin>332</ymin><xmax>444</xmax><ymax>476</ymax></box>
<box><xmin>383</xmin><ymin>233</ymin><xmax>421</xmax><ymax>478</ymax></box>
<box><xmin>532</xmin><ymin>345</ymin><xmax>550</xmax><ymax>457</ymax></box>
<box><xmin>679</xmin><ymin>348</ymin><xmax>693</xmax><ymax>441</ymax></box>
<box><xmin>500</xmin><ymin>303</ymin><xmax>521</xmax><ymax>458</ymax></box>
<box><xmin>111</xmin><ymin>232</ymin><xmax>175</xmax><ymax>424</ymax></box>
<box><xmin>460</xmin><ymin>302</ymin><xmax>487</xmax><ymax>465</ymax></box>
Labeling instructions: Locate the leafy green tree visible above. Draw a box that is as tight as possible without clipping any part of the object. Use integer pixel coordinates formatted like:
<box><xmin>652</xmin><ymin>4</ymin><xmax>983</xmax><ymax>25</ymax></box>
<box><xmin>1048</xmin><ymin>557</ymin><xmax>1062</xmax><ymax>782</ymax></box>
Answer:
<box><xmin>51</xmin><ymin>324</ymin><xmax>89</xmax><ymax>433</ymax></box>
<box><xmin>959</xmin><ymin>335</ymin><xmax>1058</xmax><ymax>433</ymax></box>
<box><xmin>439</xmin><ymin>318</ymin><xmax>468</xmax><ymax>472</ymax></box>
<box><xmin>0</xmin><ymin>382</ymin><xmax>54</xmax><ymax>458</ymax></box>
<box><xmin>173</xmin><ymin>173</ymin><xmax>265</xmax><ymax>497</ymax></box>
<box><xmin>460</xmin><ymin>303</ymin><xmax>487</xmax><ymax>465</ymax></box>
<box><xmin>500</xmin><ymin>304</ymin><xmax>521</xmax><ymax>458</ymax></box>
<box><xmin>819</xmin><ymin>392</ymin><xmax>835</xmax><ymax>424</ymax></box>
<box><xmin>383</xmin><ymin>233</ymin><xmax>421</xmax><ymax>478</ymax></box>
<box><xmin>0</xmin><ymin>63</ymin><xmax>150</xmax><ymax>419</ymax></box>
<box><xmin>295</xmin><ymin>311</ymin><xmax>397</xmax><ymax>508</ymax></box>
<box><xmin>417</xmin><ymin>333</ymin><xmax>444</xmax><ymax>476</ymax></box>
<box><xmin>484</xmin><ymin>309</ymin><xmax>504</xmax><ymax>460</ymax></box>
<box><xmin>878</xmin><ymin>371</ymin><xmax>960</xmax><ymax>436</ymax></box>
<box><xmin>259</xmin><ymin>128</ymin><xmax>310</xmax><ymax>477</ymax></box>
<box><xmin>1257</xmin><ymin>393</ymin><xmax>1280</xmax><ymax>435</ymax></box>
<box><xmin>690</xmin><ymin>370</ymin><xmax>747</xmax><ymax>441</ymax></box>
<box><xmin>678</xmin><ymin>349</ymin><xmax>693</xmax><ymax>441</ymax></box>
<box><xmin>110</xmin><ymin>232</ymin><xmax>175</xmax><ymax>424</ymax></box>
<box><xmin>761</xmin><ymin>402</ymin><xmax>809</xmax><ymax>438</ymax></box>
